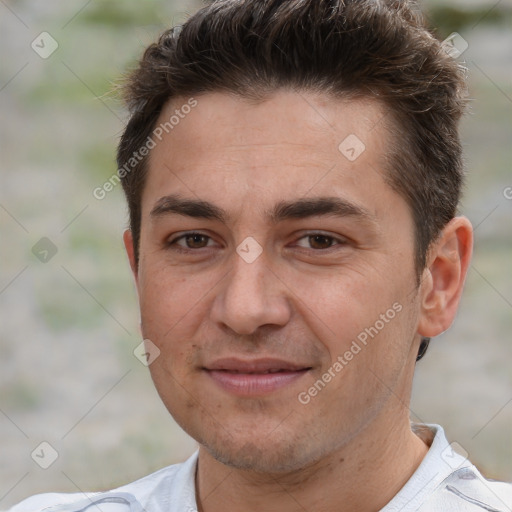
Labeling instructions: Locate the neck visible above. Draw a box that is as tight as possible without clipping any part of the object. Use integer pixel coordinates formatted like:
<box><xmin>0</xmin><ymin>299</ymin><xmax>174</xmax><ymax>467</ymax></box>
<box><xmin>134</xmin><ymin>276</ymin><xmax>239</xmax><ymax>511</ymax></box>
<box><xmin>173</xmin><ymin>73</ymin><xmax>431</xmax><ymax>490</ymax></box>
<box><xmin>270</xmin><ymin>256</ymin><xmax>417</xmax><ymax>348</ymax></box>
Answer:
<box><xmin>195</xmin><ymin>415</ymin><xmax>430</xmax><ymax>512</ymax></box>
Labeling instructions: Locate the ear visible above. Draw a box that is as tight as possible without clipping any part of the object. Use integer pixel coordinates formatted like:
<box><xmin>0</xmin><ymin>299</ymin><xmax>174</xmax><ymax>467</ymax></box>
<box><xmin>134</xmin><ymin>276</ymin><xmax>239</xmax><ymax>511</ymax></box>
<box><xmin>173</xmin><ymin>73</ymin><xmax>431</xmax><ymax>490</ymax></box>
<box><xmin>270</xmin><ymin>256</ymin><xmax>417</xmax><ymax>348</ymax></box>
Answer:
<box><xmin>417</xmin><ymin>216</ymin><xmax>473</xmax><ymax>338</ymax></box>
<box><xmin>123</xmin><ymin>229</ymin><xmax>139</xmax><ymax>283</ymax></box>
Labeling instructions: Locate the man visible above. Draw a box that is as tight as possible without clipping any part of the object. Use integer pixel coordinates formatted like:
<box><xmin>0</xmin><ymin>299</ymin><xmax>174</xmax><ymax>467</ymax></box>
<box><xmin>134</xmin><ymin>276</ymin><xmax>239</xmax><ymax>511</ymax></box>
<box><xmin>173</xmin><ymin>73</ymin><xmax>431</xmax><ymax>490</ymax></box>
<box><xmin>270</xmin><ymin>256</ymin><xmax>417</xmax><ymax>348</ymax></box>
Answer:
<box><xmin>10</xmin><ymin>0</ymin><xmax>511</xmax><ymax>511</ymax></box>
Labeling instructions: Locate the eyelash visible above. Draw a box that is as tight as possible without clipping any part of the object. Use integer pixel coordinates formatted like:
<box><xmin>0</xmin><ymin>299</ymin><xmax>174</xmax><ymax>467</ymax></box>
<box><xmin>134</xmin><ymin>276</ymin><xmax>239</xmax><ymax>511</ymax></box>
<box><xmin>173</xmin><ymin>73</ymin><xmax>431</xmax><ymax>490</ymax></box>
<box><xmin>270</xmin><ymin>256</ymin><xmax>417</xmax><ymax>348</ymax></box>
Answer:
<box><xmin>167</xmin><ymin>231</ymin><xmax>347</xmax><ymax>252</ymax></box>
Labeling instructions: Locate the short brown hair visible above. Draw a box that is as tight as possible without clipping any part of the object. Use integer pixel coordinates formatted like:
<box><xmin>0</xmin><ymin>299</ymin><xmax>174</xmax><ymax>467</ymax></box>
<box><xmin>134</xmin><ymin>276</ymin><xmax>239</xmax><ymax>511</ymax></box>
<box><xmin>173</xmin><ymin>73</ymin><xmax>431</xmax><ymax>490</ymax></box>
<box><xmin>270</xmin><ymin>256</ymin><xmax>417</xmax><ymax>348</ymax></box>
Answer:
<box><xmin>117</xmin><ymin>0</ymin><xmax>467</xmax><ymax>273</ymax></box>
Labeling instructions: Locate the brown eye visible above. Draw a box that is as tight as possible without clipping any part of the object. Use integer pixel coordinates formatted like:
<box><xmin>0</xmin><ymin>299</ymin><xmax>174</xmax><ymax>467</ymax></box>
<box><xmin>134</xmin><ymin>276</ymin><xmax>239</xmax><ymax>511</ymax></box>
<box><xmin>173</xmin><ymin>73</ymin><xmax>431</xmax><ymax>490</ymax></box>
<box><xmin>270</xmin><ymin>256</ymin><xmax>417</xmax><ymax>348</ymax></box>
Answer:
<box><xmin>168</xmin><ymin>232</ymin><xmax>215</xmax><ymax>250</ymax></box>
<box><xmin>308</xmin><ymin>234</ymin><xmax>335</xmax><ymax>249</ymax></box>
<box><xmin>294</xmin><ymin>233</ymin><xmax>346</xmax><ymax>250</ymax></box>
<box><xmin>184</xmin><ymin>234</ymin><xmax>210</xmax><ymax>248</ymax></box>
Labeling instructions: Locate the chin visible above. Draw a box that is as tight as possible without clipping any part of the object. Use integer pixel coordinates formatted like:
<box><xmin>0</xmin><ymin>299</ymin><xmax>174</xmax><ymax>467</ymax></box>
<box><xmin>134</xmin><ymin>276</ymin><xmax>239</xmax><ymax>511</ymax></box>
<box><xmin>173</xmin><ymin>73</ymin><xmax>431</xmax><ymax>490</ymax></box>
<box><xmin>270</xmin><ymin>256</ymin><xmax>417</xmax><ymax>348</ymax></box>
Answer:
<box><xmin>199</xmin><ymin>429</ymin><xmax>324</xmax><ymax>474</ymax></box>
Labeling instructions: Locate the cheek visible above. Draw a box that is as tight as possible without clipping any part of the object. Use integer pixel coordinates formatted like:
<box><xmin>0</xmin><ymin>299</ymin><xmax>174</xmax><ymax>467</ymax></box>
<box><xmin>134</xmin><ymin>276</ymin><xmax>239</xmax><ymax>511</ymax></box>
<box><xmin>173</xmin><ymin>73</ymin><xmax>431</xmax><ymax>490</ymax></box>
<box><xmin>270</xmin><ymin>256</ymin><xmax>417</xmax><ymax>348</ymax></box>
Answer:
<box><xmin>138</xmin><ymin>261</ymin><xmax>210</xmax><ymax>323</ymax></box>
<box><xmin>137</xmin><ymin>268</ymin><xmax>213</xmax><ymax>363</ymax></box>
<box><xmin>283</xmin><ymin>266</ymin><xmax>396</xmax><ymax>345</ymax></box>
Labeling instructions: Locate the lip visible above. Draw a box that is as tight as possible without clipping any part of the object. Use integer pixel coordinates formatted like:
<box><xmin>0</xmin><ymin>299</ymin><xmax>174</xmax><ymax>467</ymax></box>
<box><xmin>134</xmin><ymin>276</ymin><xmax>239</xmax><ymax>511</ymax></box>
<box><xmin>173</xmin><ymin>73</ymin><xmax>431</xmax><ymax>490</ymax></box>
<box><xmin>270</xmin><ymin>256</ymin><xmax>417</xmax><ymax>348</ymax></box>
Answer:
<box><xmin>203</xmin><ymin>358</ymin><xmax>312</xmax><ymax>396</ymax></box>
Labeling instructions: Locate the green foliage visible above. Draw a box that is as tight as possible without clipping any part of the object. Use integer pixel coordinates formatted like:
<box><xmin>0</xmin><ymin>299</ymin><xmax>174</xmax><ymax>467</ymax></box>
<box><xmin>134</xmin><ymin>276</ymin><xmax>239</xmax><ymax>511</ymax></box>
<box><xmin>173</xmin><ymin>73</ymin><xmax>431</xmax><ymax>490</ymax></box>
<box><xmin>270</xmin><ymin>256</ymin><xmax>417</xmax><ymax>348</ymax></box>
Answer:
<box><xmin>427</xmin><ymin>4</ymin><xmax>510</xmax><ymax>38</ymax></box>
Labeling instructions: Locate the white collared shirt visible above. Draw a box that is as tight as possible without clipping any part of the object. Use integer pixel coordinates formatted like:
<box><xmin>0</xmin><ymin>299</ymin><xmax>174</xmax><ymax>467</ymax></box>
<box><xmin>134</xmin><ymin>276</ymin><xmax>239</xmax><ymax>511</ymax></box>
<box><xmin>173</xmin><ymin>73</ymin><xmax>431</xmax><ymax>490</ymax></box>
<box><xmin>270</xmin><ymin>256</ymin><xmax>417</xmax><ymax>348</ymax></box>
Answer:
<box><xmin>8</xmin><ymin>424</ymin><xmax>512</xmax><ymax>511</ymax></box>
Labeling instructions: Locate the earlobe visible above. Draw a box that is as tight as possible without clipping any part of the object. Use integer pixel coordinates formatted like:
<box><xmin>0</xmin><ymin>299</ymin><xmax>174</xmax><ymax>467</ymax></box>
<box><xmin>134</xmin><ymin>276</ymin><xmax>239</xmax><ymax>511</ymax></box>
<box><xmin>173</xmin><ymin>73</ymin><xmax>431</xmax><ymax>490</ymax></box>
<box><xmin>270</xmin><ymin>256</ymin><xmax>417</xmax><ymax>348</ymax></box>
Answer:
<box><xmin>417</xmin><ymin>217</ymin><xmax>473</xmax><ymax>338</ymax></box>
<box><xmin>123</xmin><ymin>229</ymin><xmax>139</xmax><ymax>281</ymax></box>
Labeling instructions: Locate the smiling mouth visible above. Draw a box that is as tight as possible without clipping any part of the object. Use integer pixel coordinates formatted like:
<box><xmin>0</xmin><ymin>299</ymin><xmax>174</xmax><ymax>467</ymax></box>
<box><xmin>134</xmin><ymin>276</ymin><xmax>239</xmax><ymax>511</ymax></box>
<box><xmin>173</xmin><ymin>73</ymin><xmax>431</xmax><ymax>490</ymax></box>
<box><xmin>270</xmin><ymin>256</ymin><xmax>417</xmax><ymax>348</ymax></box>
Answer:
<box><xmin>203</xmin><ymin>359</ymin><xmax>312</xmax><ymax>395</ymax></box>
<box><xmin>216</xmin><ymin>368</ymin><xmax>310</xmax><ymax>374</ymax></box>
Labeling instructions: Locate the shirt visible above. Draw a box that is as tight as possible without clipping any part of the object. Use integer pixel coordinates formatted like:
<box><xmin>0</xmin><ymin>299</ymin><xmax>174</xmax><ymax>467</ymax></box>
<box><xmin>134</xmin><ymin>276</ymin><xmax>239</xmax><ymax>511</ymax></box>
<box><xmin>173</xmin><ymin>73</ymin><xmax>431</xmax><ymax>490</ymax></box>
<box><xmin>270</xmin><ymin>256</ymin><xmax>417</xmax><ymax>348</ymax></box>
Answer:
<box><xmin>8</xmin><ymin>424</ymin><xmax>512</xmax><ymax>511</ymax></box>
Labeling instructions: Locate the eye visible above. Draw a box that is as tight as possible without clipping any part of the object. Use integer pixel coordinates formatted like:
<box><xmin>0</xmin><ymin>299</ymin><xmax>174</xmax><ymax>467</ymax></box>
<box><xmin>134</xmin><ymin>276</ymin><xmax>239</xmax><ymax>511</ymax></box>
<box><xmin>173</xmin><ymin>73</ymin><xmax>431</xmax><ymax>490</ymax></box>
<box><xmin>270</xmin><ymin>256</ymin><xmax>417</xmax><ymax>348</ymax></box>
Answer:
<box><xmin>295</xmin><ymin>233</ymin><xmax>346</xmax><ymax>250</ymax></box>
<box><xmin>168</xmin><ymin>232</ymin><xmax>215</xmax><ymax>250</ymax></box>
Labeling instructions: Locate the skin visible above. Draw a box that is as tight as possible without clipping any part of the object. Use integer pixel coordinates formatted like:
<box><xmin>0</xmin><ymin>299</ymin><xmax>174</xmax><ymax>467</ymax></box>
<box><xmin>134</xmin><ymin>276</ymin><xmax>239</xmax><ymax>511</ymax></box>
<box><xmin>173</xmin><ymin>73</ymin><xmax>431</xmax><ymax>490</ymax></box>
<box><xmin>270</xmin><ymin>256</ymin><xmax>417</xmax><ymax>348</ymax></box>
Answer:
<box><xmin>124</xmin><ymin>90</ymin><xmax>473</xmax><ymax>512</ymax></box>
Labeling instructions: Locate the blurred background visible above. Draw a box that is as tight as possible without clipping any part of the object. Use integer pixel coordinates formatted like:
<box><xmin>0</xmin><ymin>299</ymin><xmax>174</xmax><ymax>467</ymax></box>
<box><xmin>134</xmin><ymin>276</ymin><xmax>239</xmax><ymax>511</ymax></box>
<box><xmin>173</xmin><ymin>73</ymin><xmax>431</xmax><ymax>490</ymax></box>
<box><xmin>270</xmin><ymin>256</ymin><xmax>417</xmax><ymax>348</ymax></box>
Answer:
<box><xmin>0</xmin><ymin>0</ymin><xmax>511</xmax><ymax>507</ymax></box>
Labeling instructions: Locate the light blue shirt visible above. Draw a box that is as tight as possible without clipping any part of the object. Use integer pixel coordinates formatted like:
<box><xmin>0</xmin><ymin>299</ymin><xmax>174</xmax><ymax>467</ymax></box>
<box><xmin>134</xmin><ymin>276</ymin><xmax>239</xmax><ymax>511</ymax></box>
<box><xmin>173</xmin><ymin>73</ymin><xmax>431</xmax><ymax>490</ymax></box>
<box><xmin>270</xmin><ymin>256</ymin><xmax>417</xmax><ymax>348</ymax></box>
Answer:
<box><xmin>7</xmin><ymin>424</ymin><xmax>512</xmax><ymax>511</ymax></box>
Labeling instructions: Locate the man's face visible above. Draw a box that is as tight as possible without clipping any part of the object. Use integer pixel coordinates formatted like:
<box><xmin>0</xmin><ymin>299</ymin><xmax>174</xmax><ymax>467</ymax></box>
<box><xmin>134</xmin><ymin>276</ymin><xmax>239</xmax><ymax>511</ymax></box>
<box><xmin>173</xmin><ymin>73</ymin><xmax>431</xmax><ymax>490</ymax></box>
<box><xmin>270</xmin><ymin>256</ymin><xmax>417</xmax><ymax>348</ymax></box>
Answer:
<box><xmin>127</xmin><ymin>91</ymin><xmax>424</xmax><ymax>472</ymax></box>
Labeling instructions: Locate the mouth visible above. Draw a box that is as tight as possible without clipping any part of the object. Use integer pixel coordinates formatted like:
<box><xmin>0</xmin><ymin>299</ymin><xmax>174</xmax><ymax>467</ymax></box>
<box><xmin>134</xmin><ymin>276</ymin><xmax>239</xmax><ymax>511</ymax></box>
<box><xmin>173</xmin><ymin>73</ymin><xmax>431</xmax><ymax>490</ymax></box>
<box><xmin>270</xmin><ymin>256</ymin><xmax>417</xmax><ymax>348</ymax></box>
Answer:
<box><xmin>203</xmin><ymin>358</ymin><xmax>312</xmax><ymax>396</ymax></box>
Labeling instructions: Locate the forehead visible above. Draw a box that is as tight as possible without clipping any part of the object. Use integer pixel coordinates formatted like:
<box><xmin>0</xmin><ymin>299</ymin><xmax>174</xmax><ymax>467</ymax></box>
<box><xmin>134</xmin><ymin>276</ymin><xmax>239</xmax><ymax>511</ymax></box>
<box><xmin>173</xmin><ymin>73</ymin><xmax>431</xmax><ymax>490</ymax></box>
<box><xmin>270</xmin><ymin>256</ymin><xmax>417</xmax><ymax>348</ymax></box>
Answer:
<box><xmin>142</xmin><ymin>90</ymin><xmax>395</xmax><ymax>219</ymax></box>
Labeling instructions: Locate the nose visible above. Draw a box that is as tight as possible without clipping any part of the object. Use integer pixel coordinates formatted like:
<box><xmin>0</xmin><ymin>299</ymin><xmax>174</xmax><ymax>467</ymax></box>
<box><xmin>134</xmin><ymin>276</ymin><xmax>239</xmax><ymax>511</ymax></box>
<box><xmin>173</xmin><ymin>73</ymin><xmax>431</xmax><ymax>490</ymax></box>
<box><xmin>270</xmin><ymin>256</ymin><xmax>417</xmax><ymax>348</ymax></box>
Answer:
<box><xmin>210</xmin><ymin>248</ymin><xmax>292</xmax><ymax>336</ymax></box>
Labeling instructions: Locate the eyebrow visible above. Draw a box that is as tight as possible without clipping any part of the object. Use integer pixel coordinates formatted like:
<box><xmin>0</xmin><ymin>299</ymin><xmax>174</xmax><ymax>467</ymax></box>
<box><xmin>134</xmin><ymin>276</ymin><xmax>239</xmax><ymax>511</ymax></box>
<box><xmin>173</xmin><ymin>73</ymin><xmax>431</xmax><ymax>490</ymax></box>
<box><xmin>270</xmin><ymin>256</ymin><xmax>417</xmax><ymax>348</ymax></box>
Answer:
<box><xmin>150</xmin><ymin>194</ymin><xmax>374</xmax><ymax>224</ymax></box>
